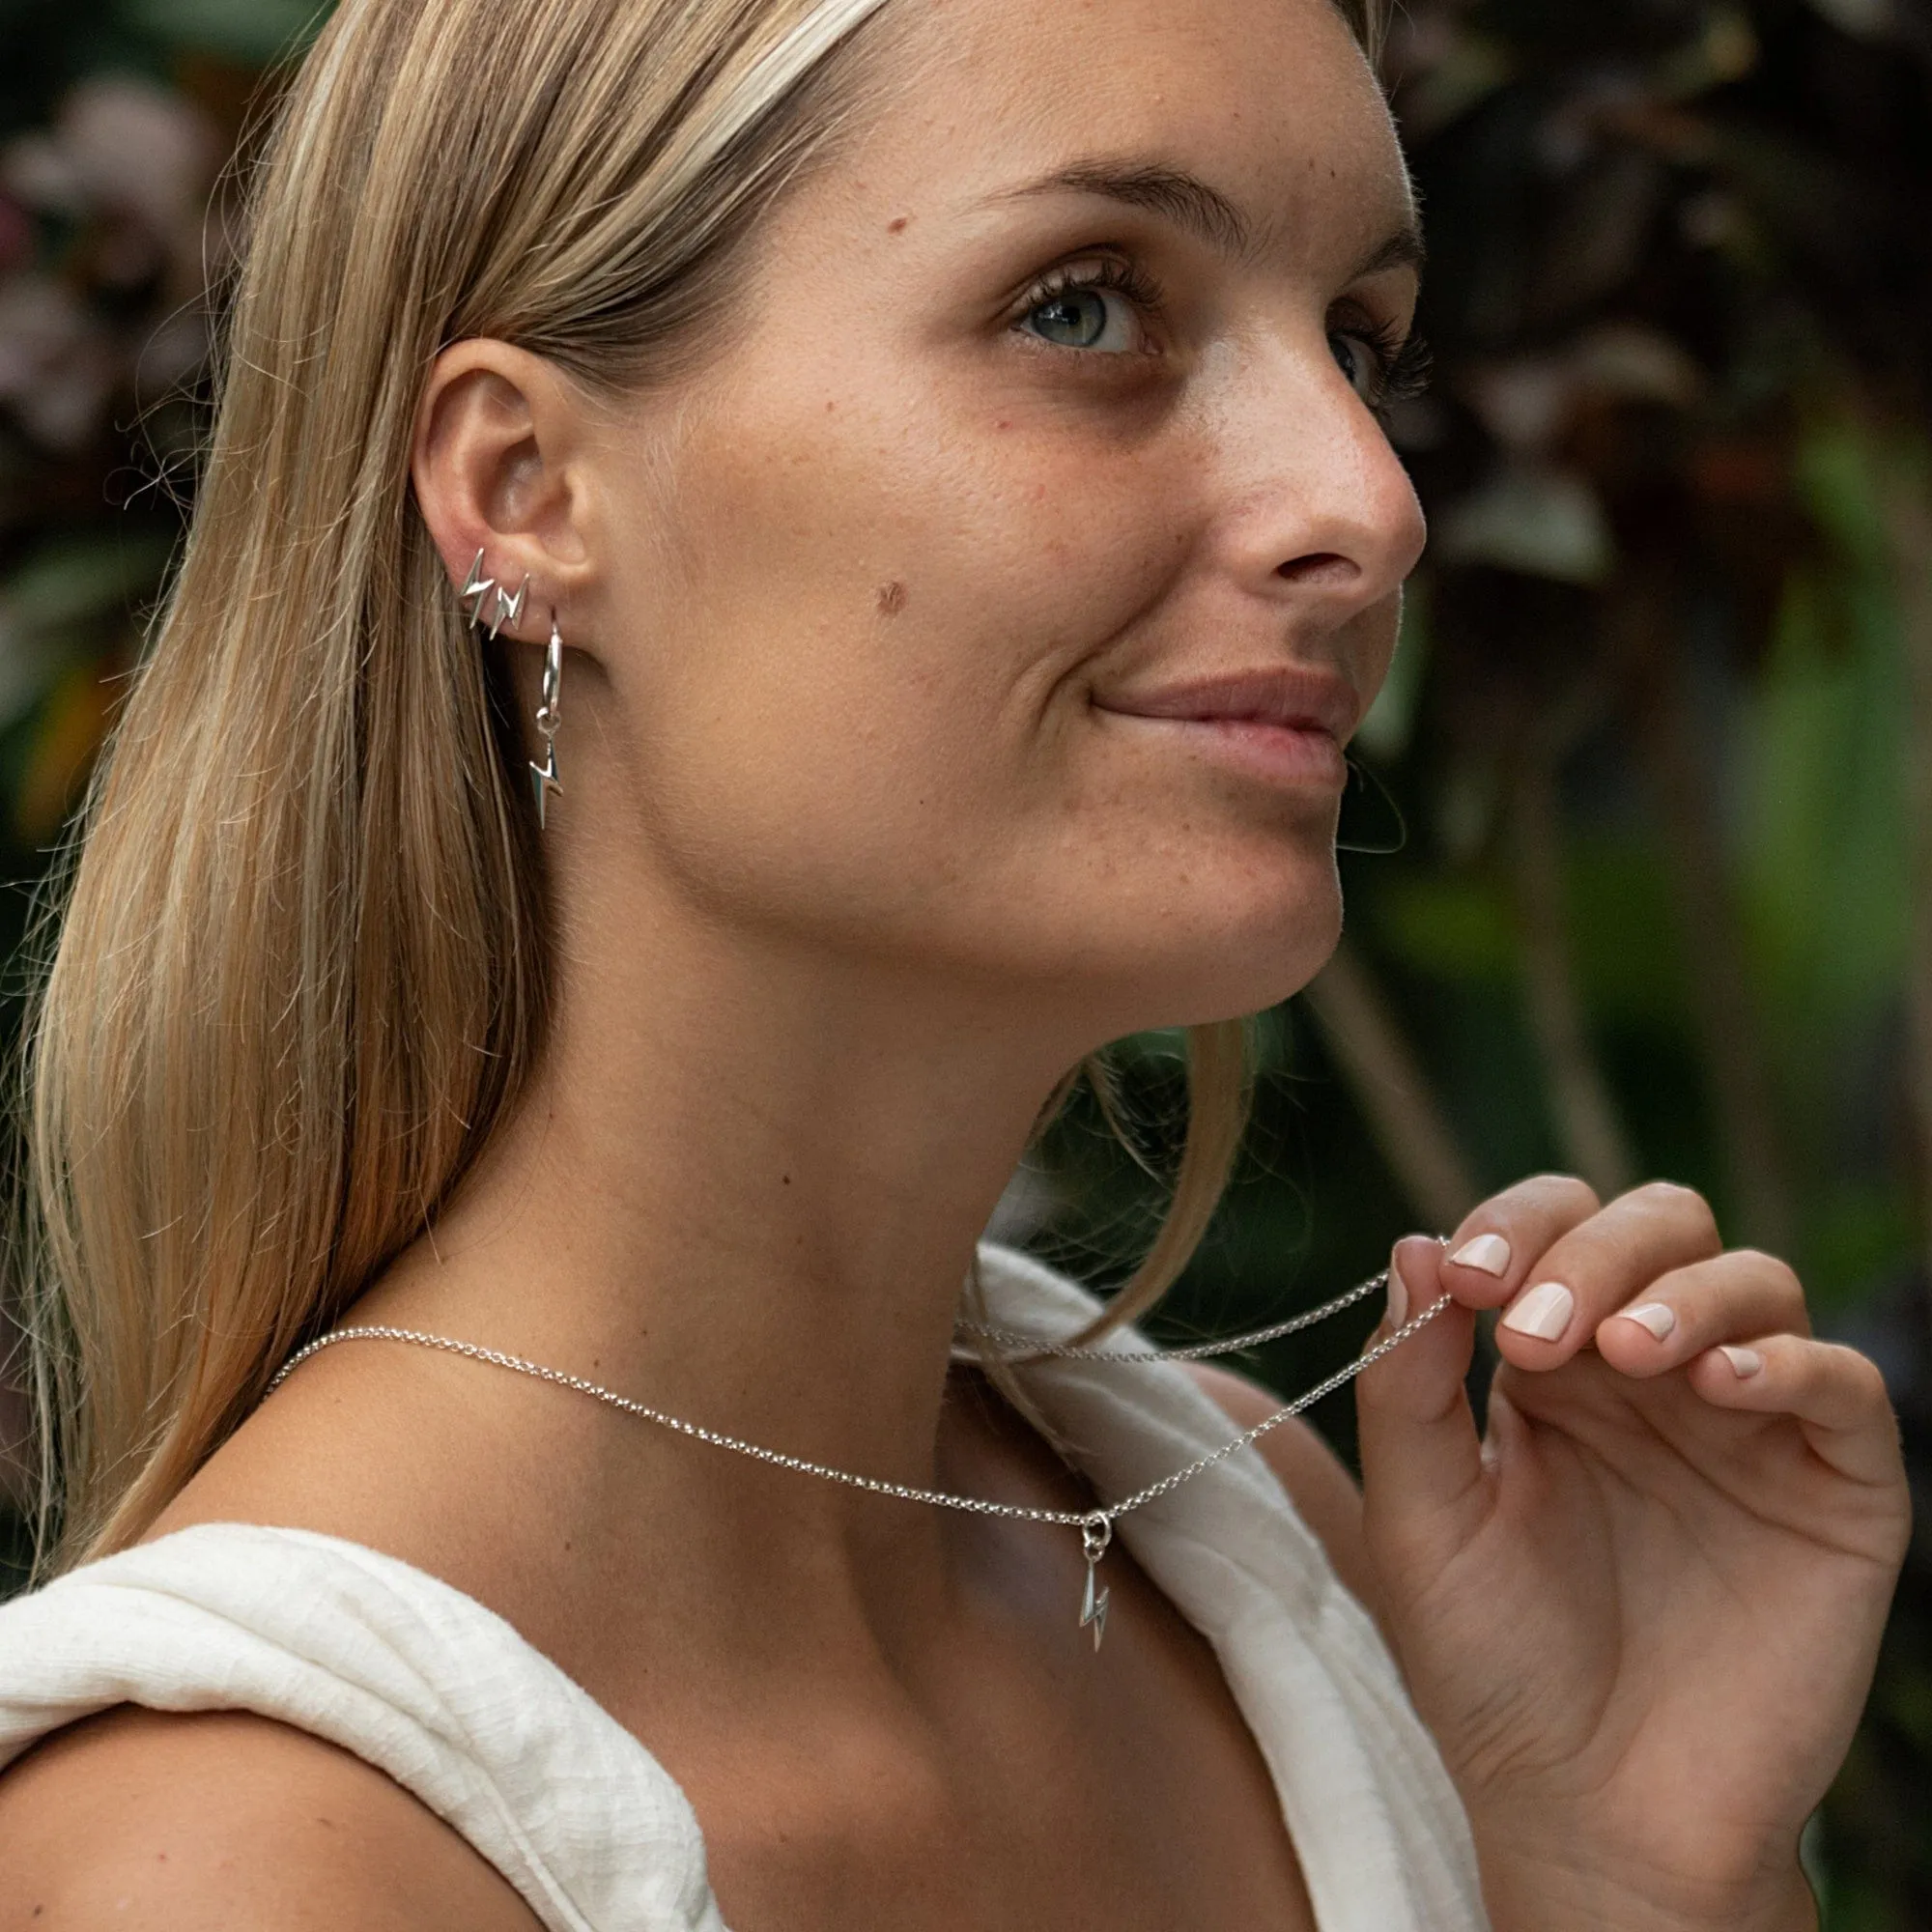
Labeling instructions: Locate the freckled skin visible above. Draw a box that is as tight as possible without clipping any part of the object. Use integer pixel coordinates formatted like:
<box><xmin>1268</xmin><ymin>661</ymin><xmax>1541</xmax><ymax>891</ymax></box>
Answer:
<box><xmin>526</xmin><ymin>0</ymin><xmax>1425</xmax><ymax>1045</ymax></box>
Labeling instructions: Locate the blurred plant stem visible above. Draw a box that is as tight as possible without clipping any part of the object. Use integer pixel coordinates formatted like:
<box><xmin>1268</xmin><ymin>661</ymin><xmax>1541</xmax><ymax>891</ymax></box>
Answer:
<box><xmin>1626</xmin><ymin>585</ymin><xmax>1796</xmax><ymax>1253</ymax></box>
<box><xmin>1881</xmin><ymin>434</ymin><xmax>1932</xmax><ymax>1295</ymax></box>
<box><xmin>1511</xmin><ymin>752</ymin><xmax>1641</xmax><ymax>1200</ymax></box>
<box><xmin>1303</xmin><ymin>941</ymin><xmax>1480</xmax><ymax>1233</ymax></box>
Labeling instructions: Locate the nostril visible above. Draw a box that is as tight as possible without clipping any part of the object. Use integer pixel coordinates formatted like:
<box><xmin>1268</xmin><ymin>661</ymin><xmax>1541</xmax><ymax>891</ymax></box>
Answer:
<box><xmin>1276</xmin><ymin>552</ymin><xmax>1356</xmax><ymax>586</ymax></box>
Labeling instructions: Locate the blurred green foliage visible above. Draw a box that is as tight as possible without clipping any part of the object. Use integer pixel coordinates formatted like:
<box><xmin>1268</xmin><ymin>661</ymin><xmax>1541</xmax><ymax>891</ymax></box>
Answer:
<box><xmin>1</xmin><ymin>0</ymin><xmax>1930</xmax><ymax>1919</ymax></box>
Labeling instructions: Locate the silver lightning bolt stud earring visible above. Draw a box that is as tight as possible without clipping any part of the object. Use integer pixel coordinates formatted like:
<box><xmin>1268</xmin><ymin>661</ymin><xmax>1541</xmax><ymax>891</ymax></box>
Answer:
<box><xmin>460</xmin><ymin>548</ymin><xmax>497</xmax><ymax>630</ymax></box>
<box><xmin>530</xmin><ymin>611</ymin><xmax>563</xmax><ymax>830</ymax></box>
<box><xmin>488</xmin><ymin>572</ymin><xmax>529</xmax><ymax>642</ymax></box>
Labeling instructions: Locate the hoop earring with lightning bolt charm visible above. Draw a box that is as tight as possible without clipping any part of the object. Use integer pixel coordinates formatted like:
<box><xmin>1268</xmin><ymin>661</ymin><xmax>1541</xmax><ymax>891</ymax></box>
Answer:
<box><xmin>531</xmin><ymin>613</ymin><xmax>563</xmax><ymax>830</ymax></box>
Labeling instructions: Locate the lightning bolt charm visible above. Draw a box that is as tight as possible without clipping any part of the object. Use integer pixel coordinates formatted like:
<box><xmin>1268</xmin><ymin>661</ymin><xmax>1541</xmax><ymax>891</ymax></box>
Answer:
<box><xmin>1079</xmin><ymin>1514</ymin><xmax>1113</xmax><ymax>1653</ymax></box>
<box><xmin>530</xmin><ymin>738</ymin><xmax>561</xmax><ymax>829</ymax></box>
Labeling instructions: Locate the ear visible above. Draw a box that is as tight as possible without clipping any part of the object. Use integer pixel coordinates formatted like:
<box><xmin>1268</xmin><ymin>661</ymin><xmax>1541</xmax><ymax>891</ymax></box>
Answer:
<box><xmin>412</xmin><ymin>339</ymin><xmax>598</xmax><ymax>651</ymax></box>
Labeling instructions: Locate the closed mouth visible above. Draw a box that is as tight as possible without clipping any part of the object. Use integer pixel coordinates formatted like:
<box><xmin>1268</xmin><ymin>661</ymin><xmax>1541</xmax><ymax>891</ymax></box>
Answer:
<box><xmin>1093</xmin><ymin>667</ymin><xmax>1359</xmax><ymax>742</ymax></box>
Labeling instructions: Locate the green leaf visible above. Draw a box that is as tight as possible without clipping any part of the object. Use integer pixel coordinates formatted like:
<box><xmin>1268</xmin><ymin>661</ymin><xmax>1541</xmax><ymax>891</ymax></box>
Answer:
<box><xmin>1741</xmin><ymin>565</ymin><xmax>1908</xmax><ymax>1030</ymax></box>
<box><xmin>1374</xmin><ymin>874</ymin><xmax>1519</xmax><ymax>983</ymax></box>
<box><xmin>1800</xmin><ymin>1183</ymin><xmax>1918</xmax><ymax>1310</ymax></box>
<box><xmin>1564</xmin><ymin>840</ymin><xmax>1688</xmax><ymax>1023</ymax></box>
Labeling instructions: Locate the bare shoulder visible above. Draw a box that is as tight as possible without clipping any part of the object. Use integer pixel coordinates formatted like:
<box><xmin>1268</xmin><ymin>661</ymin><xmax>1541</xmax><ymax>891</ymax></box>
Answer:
<box><xmin>0</xmin><ymin>1705</ymin><xmax>541</xmax><ymax>1931</ymax></box>
<box><xmin>1182</xmin><ymin>1364</ymin><xmax>1383</xmax><ymax>1624</ymax></box>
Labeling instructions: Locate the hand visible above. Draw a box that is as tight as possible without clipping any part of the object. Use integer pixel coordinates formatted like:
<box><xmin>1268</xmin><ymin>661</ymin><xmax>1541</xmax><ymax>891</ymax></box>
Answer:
<box><xmin>1355</xmin><ymin>1177</ymin><xmax>1910</xmax><ymax>1932</ymax></box>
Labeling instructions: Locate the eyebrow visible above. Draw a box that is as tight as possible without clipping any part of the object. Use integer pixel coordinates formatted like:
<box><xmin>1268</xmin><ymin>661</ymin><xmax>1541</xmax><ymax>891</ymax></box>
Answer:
<box><xmin>1000</xmin><ymin>160</ymin><xmax>1255</xmax><ymax>255</ymax></box>
<box><xmin>1352</xmin><ymin>225</ymin><xmax>1428</xmax><ymax>280</ymax></box>
<box><xmin>993</xmin><ymin>157</ymin><xmax>1426</xmax><ymax>283</ymax></box>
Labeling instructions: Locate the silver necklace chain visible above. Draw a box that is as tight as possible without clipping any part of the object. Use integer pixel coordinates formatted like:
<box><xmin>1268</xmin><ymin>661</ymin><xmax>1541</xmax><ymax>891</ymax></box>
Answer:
<box><xmin>265</xmin><ymin>1273</ymin><xmax>1451</xmax><ymax>1651</ymax></box>
<box><xmin>952</xmin><ymin>1267</ymin><xmax>1391</xmax><ymax>1363</ymax></box>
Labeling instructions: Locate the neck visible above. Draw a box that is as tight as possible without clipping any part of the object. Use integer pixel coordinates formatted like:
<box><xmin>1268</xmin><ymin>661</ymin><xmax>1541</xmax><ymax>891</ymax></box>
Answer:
<box><xmin>365</xmin><ymin>902</ymin><xmax>1085</xmax><ymax>1537</ymax></box>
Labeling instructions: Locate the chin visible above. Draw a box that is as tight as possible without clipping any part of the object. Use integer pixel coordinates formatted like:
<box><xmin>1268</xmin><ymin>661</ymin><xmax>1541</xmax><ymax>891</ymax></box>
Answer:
<box><xmin>1100</xmin><ymin>870</ymin><xmax>1346</xmax><ymax>1036</ymax></box>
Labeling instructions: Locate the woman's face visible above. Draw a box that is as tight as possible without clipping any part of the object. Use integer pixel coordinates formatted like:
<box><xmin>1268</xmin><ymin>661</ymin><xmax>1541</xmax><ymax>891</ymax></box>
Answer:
<box><xmin>576</xmin><ymin>0</ymin><xmax>1425</xmax><ymax>1044</ymax></box>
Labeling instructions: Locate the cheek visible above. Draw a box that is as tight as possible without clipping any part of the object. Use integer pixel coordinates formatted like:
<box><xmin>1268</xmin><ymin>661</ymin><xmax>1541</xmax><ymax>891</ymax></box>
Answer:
<box><xmin>611</xmin><ymin>377</ymin><xmax>1193</xmax><ymax>934</ymax></box>
<box><xmin>598</xmin><ymin>358</ymin><xmax>1350</xmax><ymax>1023</ymax></box>
<box><xmin>671</xmin><ymin>376</ymin><xmax>1191</xmax><ymax>685</ymax></box>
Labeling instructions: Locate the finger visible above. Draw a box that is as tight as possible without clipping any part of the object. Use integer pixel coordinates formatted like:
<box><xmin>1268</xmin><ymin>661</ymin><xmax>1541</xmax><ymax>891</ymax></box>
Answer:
<box><xmin>1438</xmin><ymin>1173</ymin><xmax>1601</xmax><ymax>1311</ymax></box>
<box><xmin>1687</xmin><ymin>1334</ymin><xmax>1908</xmax><ymax>1492</ymax></box>
<box><xmin>1357</xmin><ymin>1236</ymin><xmax>1489</xmax><ymax>1573</ymax></box>
<box><xmin>1595</xmin><ymin>1248</ymin><xmax>1811</xmax><ymax>1378</ymax></box>
<box><xmin>1492</xmin><ymin>1181</ymin><xmax>1722</xmax><ymax>1370</ymax></box>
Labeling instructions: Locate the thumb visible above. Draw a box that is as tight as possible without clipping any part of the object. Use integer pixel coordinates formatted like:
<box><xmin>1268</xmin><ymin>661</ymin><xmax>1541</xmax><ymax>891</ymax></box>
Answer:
<box><xmin>1356</xmin><ymin>1236</ymin><xmax>1490</xmax><ymax>1575</ymax></box>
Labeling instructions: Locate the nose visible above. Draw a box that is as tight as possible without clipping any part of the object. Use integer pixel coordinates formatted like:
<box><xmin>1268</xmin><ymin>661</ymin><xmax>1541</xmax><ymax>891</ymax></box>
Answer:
<box><xmin>1210</xmin><ymin>329</ymin><xmax>1427</xmax><ymax>619</ymax></box>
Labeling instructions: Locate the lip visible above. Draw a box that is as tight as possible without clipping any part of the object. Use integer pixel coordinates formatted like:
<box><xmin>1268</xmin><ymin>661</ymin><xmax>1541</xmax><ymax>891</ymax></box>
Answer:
<box><xmin>1093</xmin><ymin>667</ymin><xmax>1359</xmax><ymax>790</ymax></box>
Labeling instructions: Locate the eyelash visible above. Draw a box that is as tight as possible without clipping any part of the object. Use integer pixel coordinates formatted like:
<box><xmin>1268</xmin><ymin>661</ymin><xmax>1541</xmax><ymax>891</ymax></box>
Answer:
<box><xmin>1013</xmin><ymin>257</ymin><xmax>1168</xmax><ymax>335</ymax></box>
<box><xmin>1012</xmin><ymin>258</ymin><xmax>1434</xmax><ymax>416</ymax></box>
<box><xmin>1341</xmin><ymin>312</ymin><xmax>1435</xmax><ymax>414</ymax></box>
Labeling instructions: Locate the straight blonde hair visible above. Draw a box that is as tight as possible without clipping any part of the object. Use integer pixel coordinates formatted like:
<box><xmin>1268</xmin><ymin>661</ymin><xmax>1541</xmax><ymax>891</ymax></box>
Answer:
<box><xmin>13</xmin><ymin>0</ymin><xmax>1390</xmax><ymax>1575</ymax></box>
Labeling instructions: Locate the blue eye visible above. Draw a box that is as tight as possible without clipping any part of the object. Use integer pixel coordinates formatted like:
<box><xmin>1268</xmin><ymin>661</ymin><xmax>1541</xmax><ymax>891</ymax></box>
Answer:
<box><xmin>1026</xmin><ymin>287</ymin><xmax>1115</xmax><ymax>349</ymax></box>
<box><xmin>1015</xmin><ymin>263</ymin><xmax>1159</xmax><ymax>355</ymax></box>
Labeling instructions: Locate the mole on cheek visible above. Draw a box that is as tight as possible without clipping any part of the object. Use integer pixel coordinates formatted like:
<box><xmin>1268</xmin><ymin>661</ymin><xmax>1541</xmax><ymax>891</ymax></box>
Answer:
<box><xmin>888</xmin><ymin>215</ymin><xmax>910</xmax><ymax>234</ymax></box>
<box><xmin>876</xmin><ymin>581</ymin><xmax>909</xmax><ymax>616</ymax></box>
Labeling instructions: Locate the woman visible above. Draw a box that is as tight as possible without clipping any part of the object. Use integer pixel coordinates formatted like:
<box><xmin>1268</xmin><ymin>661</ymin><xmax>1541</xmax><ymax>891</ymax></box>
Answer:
<box><xmin>0</xmin><ymin>0</ymin><xmax>1907</xmax><ymax>1924</ymax></box>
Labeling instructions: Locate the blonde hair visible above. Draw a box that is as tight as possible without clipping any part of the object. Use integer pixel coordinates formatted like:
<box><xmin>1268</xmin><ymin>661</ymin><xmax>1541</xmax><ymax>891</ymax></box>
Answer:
<box><xmin>13</xmin><ymin>0</ymin><xmax>1390</xmax><ymax>1575</ymax></box>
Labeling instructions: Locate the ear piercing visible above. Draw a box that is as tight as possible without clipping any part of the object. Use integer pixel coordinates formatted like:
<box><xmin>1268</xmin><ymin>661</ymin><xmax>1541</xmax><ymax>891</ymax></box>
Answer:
<box><xmin>460</xmin><ymin>547</ymin><xmax>530</xmax><ymax>641</ymax></box>
<box><xmin>459</xmin><ymin>550</ymin><xmax>563</xmax><ymax>833</ymax></box>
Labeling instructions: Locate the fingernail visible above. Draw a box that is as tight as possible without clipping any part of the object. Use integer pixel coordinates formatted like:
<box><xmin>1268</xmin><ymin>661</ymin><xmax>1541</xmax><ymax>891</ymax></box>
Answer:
<box><xmin>1501</xmin><ymin>1280</ymin><xmax>1575</xmax><ymax>1343</ymax></box>
<box><xmin>1720</xmin><ymin>1346</ymin><xmax>1765</xmax><ymax>1378</ymax></box>
<box><xmin>1448</xmin><ymin>1233</ymin><xmax>1512</xmax><ymax>1277</ymax></box>
<box><xmin>1386</xmin><ymin>1257</ymin><xmax>1410</xmax><ymax>1328</ymax></box>
<box><xmin>1619</xmin><ymin>1303</ymin><xmax>1677</xmax><ymax>1343</ymax></box>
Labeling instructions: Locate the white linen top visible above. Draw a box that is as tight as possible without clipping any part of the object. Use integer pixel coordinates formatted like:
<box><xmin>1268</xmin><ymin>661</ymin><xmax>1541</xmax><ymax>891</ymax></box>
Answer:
<box><xmin>0</xmin><ymin>1242</ymin><xmax>1488</xmax><ymax>1930</ymax></box>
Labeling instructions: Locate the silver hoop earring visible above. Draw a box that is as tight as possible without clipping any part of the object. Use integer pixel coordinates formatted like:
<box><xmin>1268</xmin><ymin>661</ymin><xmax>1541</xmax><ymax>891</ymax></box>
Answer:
<box><xmin>530</xmin><ymin>612</ymin><xmax>563</xmax><ymax>830</ymax></box>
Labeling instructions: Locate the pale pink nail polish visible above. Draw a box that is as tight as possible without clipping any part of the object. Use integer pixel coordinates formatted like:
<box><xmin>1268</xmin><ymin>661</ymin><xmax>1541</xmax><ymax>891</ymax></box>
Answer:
<box><xmin>1448</xmin><ymin>1233</ymin><xmax>1512</xmax><ymax>1277</ymax></box>
<box><xmin>1619</xmin><ymin>1303</ymin><xmax>1677</xmax><ymax>1343</ymax></box>
<box><xmin>1720</xmin><ymin>1345</ymin><xmax>1765</xmax><ymax>1378</ymax></box>
<box><xmin>1501</xmin><ymin>1280</ymin><xmax>1575</xmax><ymax>1342</ymax></box>
<box><xmin>1385</xmin><ymin>1257</ymin><xmax>1410</xmax><ymax>1328</ymax></box>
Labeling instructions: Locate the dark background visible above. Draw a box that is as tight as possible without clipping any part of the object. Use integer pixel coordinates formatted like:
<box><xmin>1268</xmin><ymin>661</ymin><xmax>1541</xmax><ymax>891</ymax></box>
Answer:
<box><xmin>2</xmin><ymin>0</ymin><xmax>1929</xmax><ymax>1918</ymax></box>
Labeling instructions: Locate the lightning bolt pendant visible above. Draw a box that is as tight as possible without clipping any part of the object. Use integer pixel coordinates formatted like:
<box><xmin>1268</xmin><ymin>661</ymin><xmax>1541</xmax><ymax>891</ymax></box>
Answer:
<box><xmin>1080</xmin><ymin>1558</ymin><xmax>1110</xmax><ymax>1652</ymax></box>
<box><xmin>1079</xmin><ymin>1513</ymin><xmax>1113</xmax><ymax>1653</ymax></box>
